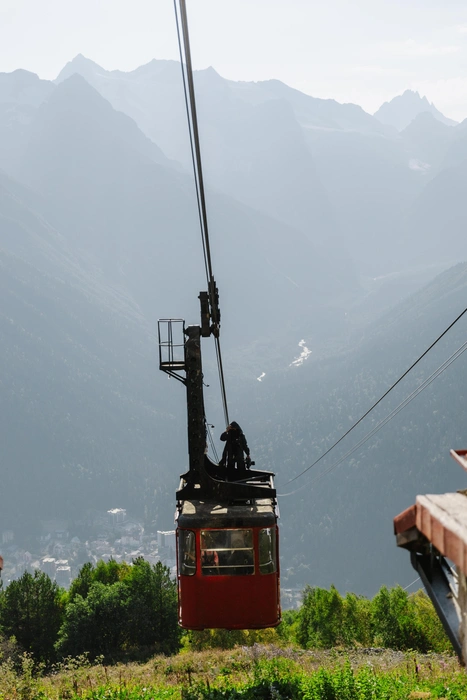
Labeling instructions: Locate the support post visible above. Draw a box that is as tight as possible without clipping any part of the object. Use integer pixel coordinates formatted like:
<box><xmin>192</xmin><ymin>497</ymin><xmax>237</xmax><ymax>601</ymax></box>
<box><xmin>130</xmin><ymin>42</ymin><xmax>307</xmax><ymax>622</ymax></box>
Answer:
<box><xmin>411</xmin><ymin>552</ymin><xmax>463</xmax><ymax>662</ymax></box>
<box><xmin>184</xmin><ymin>325</ymin><xmax>206</xmax><ymax>479</ymax></box>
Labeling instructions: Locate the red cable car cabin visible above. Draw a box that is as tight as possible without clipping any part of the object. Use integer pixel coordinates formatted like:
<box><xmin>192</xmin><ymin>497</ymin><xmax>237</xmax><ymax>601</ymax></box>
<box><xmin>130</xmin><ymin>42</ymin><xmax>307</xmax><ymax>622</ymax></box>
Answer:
<box><xmin>177</xmin><ymin>495</ymin><xmax>280</xmax><ymax>629</ymax></box>
<box><xmin>158</xmin><ymin>320</ymin><xmax>281</xmax><ymax>630</ymax></box>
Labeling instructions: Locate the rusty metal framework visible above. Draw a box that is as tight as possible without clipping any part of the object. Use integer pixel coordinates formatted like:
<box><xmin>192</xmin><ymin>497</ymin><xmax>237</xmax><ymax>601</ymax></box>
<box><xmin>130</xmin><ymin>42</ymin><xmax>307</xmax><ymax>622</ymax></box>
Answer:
<box><xmin>158</xmin><ymin>296</ymin><xmax>276</xmax><ymax>505</ymax></box>
<box><xmin>158</xmin><ymin>319</ymin><xmax>186</xmax><ymax>383</ymax></box>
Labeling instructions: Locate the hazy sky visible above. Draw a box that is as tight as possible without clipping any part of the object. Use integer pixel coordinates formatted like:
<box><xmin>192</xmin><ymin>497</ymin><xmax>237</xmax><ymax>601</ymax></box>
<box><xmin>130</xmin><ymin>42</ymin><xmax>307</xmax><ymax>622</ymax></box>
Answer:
<box><xmin>2</xmin><ymin>0</ymin><xmax>467</xmax><ymax>120</ymax></box>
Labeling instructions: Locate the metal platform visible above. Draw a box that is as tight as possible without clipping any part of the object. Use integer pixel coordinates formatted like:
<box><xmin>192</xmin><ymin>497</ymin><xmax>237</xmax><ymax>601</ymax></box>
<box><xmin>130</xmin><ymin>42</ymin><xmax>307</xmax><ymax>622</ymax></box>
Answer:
<box><xmin>394</xmin><ymin>449</ymin><xmax>467</xmax><ymax>664</ymax></box>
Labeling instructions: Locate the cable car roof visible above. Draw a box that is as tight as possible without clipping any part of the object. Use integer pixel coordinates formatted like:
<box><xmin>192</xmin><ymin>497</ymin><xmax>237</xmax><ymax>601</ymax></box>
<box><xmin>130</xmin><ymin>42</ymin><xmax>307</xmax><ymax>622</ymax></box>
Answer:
<box><xmin>177</xmin><ymin>498</ymin><xmax>277</xmax><ymax>528</ymax></box>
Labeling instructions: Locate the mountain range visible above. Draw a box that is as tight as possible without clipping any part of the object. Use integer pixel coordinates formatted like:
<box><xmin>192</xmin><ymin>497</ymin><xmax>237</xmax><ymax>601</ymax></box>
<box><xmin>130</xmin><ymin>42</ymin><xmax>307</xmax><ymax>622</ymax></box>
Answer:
<box><xmin>374</xmin><ymin>89</ymin><xmax>458</xmax><ymax>131</ymax></box>
<box><xmin>0</xmin><ymin>56</ymin><xmax>467</xmax><ymax>593</ymax></box>
<box><xmin>52</xmin><ymin>56</ymin><xmax>467</xmax><ymax>275</ymax></box>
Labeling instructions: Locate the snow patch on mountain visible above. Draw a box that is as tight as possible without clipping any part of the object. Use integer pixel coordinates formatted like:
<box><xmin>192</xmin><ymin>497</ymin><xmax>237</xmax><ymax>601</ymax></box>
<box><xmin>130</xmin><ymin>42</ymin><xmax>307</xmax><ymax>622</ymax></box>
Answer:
<box><xmin>290</xmin><ymin>339</ymin><xmax>312</xmax><ymax>367</ymax></box>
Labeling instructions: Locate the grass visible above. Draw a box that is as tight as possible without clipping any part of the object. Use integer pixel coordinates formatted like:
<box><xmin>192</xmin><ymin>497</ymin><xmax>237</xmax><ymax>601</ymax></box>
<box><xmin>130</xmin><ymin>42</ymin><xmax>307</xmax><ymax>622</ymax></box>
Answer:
<box><xmin>0</xmin><ymin>646</ymin><xmax>465</xmax><ymax>700</ymax></box>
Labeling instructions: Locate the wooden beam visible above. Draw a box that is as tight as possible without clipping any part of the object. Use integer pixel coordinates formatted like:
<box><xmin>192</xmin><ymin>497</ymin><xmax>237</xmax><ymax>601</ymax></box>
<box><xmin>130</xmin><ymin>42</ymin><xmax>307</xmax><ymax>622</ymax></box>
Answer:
<box><xmin>416</xmin><ymin>493</ymin><xmax>467</xmax><ymax>577</ymax></box>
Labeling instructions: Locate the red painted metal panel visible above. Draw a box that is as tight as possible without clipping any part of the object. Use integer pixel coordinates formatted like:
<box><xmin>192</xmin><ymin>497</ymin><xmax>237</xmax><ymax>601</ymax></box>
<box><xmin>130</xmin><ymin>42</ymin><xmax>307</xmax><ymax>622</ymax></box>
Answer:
<box><xmin>177</xmin><ymin>526</ymin><xmax>280</xmax><ymax>629</ymax></box>
<box><xmin>179</xmin><ymin>571</ymin><xmax>280</xmax><ymax>629</ymax></box>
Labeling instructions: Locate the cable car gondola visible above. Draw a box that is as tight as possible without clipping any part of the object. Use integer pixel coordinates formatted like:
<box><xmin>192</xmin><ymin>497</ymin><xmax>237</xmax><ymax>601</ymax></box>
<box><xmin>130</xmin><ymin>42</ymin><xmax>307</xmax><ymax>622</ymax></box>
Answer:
<box><xmin>159</xmin><ymin>1</ymin><xmax>280</xmax><ymax>629</ymax></box>
<box><xmin>158</xmin><ymin>317</ymin><xmax>281</xmax><ymax>630</ymax></box>
<box><xmin>177</xmin><ymin>487</ymin><xmax>280</xmax><ymax>630</ymax></box>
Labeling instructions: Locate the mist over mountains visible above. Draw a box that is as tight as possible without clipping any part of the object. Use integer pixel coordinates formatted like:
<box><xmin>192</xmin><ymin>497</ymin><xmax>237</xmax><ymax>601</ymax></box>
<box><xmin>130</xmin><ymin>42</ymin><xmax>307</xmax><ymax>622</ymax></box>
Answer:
<box><xmin>1</xmin><ymin>55</ymin><xmax>466</xmax><ymax>593</ymax></box>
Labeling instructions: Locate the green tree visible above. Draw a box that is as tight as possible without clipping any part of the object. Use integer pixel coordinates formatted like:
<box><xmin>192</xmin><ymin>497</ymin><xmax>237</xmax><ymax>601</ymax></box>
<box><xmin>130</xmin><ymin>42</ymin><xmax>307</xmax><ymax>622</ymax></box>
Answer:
<box><xmin>293</xmin><ymin>583</ymin><xmax>448</xmax><ymax>653</ymax></box>
<box><xmin>276</xmin><ymin>609</ymin><xmax>299</xmax><ymax>644</ymax></box>
<box><xmin>93</xmin><ymin>558</ymin><xmax>124</xmax><ymax>586</ymax></box>
<box><xmin>57</xmin><ymin>580</ymin><xmax>129</xmax><ymax>659</ymax></box>
<box><xmin>297</xmin><ymin>584</ymin><xmax>343</xmax><ymax>648</ymax></box>
<box><xmin>0</xmin><ymin>570</ymin><xmax>64</xmax><ymax>664</ymax></box>
<box><xmin>341</xmin><ymin>592</ymin><xmax>372</xmax><ymax>647</ymax></box>
<box><xmin>371</xmin><ymin>585</ymin><xmax>426</xmax><ymax>651</ymax></box>
<box><xmin>68</xmin><ymin>561</ymin><xmax>94</xmax><ymax>602</ymax></box>
<box><xmin>68</xmin><ymin>559</ymin><xmax>130</xmax><ymax>603</ymax></box>
<box><xmin>57</xmin><ymin>558</ymin><xmax>180</xmax><ymax>660</ymax></box>
<box><xmin>124</xmin><ymin>558</ymin><xmax>180</xmax><ymax>654</ymax></box>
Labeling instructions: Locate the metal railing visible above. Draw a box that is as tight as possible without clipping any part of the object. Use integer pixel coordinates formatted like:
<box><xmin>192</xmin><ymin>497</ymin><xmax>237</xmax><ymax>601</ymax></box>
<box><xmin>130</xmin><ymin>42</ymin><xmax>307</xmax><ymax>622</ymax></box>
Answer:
<box><xmin>158</xmin><ymin>319</ymin><xmax>186</xmax><ymax>382</ymax></box>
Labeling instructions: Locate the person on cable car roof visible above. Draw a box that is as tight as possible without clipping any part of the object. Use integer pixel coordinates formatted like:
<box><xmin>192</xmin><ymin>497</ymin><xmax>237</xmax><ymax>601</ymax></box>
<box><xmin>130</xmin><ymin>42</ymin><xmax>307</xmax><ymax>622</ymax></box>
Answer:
<box><xmin>219</xmin><ymin>421</ymin><xmax>252</xmax><ymax>475</ymax></box>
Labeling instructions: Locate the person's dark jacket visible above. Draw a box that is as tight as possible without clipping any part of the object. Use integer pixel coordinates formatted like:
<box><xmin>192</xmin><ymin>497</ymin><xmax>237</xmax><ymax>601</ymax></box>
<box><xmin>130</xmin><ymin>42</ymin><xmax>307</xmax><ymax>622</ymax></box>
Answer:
<box><xmin>220</xmin><ymin>421</ymin><xmax>250</xmax><ymax>469</ymax></box>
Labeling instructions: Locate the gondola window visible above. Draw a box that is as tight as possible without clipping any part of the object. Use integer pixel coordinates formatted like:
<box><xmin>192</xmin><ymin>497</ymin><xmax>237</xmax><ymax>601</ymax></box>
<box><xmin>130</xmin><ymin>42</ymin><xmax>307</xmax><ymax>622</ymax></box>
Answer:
<box><xmin>201</xmin><ymin>529</ymin><xmax>254</xmax><ymax>575</ymax></box>
<box><xmin>179</xmin><ymin>529</ymin><xmax>196</xmax><ymax>575</ymax></box>
<box><xmin>259</xmin><ymin>528</ymin><xmax>277</xmax><ymax>574</ymax></box>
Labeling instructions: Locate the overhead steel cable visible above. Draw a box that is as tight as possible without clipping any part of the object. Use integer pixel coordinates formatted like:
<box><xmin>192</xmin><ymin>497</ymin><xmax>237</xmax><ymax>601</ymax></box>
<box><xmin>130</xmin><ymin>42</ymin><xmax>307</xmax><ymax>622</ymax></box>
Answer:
<box><xmin>280</xmin><ymin>305</ymin><xmax>467</xmax><ymax>489</ymax></box>
<box><xmin>214</xmin><ymin>338</ymin><xmax>229</xmax><ymax>426</ymax></box>
<box><xmin>173</xmin><ymin>0</ymin><xmax>209</xmax><ymax>279</ymax></box>
<box><xmin>176</xmin><ymin>0</ymin><xmax>215</xmax><ymax>286</ymax></box>
<box><xmin>173</xmin><ymin>0</ymin><xmax>230</xmax><ymax>426</ymax></box>
<box><xmin>278</xmin><ymin>337</ymin><xmax>467</xmax><ymax>497</ymax></box>
<box><xmin>403</xmin><ymin>577</ymin><xmax>421</xmax><ymax>591</ymax></box>
<box><xmin>207</xmin><ymin>422</ymin><xmax>220</xmax><ymax>463</ymax></box>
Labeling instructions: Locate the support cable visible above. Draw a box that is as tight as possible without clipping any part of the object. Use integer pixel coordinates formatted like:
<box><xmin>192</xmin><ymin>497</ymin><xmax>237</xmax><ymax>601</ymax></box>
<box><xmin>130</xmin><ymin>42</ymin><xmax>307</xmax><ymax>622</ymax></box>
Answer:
<box><xmin>207</xmin><ymin>422</ymin><xmax>219</xmax><ymax>463</ymax></box>
<box><xmin>278</xmin><ymin>338</ymin><xmax>467</xmax><ymax>497</ymax></box>
<box><xmin>174</xmin><ymin>0</ymin><xmax>229</xmax><ymax>426</ymax></box>
<box><xmin>215</xmin><ymin>338</ymin><xmax>229</xmax><ymax>427</ymax></box>
<box><xmin>173</xmin><ymin>0</ymin><xmax>209</xmax><ymax>278</ymax></box>
<box><xmin>177</xmin><ymin>0</ymin><xmax>215</xmax><ymax>287</ymax></box>
<box><xmin>280</xmin><ymin>306</ymin><xmax>467</xmax><ymax>488</ymax></box>
<box><xmin>403</xmin><ymin>577</ymin><xmax>421</xmax><ymax>591</ymax></box>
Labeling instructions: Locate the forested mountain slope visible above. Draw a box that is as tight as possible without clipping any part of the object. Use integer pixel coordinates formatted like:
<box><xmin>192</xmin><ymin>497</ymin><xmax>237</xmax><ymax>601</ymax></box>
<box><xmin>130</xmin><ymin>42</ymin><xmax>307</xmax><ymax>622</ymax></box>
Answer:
<box><xmin>403</xmin><ymin>157</ymin><xmax>467</xmax><ymax>267</ymax></box>
<box><xmin>237</xmin><ymin>263</ymin><xmax>467</xmax><ymax>593</ymax></box>
<box><xmin>0</xmin><ymin>172</ymin><xmax>186</xmax><ymax>538</ymax></box>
